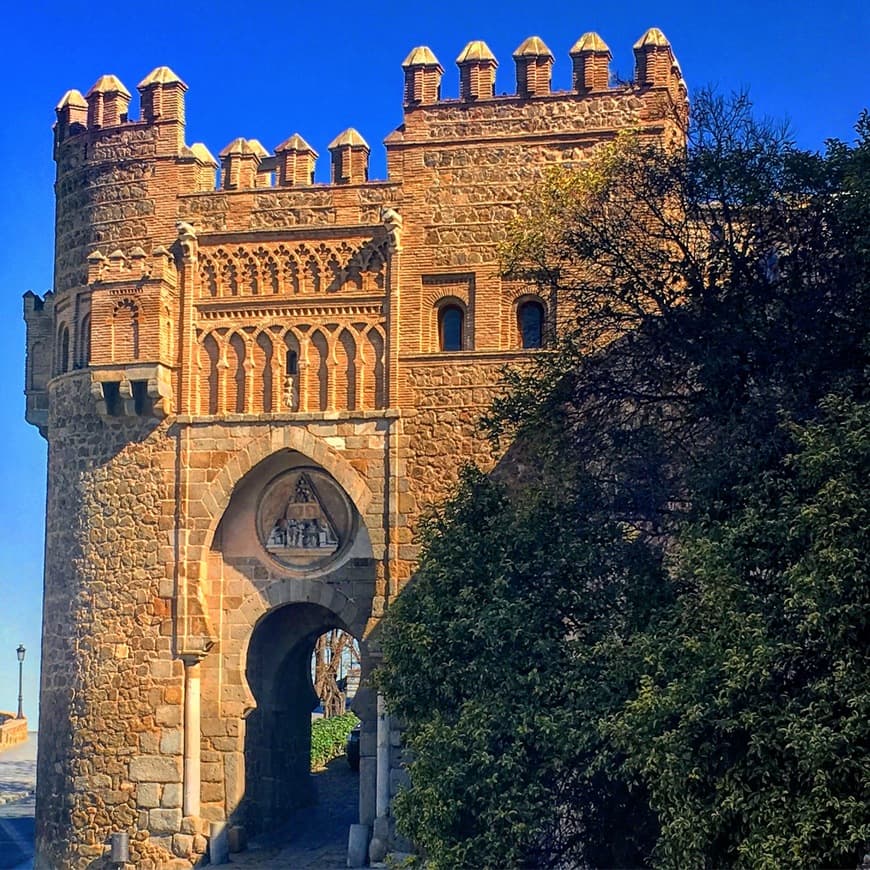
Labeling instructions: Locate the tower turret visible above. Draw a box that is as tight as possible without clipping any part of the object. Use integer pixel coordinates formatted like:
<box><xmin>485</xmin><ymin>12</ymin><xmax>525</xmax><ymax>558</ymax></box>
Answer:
<box><xmin>456</xmin><ymin>40</ymin><xmax>497</xmax><ymax>101</ymax></box>
<box><xmin>138</xmin><ymin>66</ymin><xmax>187</xmax><ymax>124</ymax></box>
<box><xmin>275</xmin><ymin>133</ymin><xmax>318</xmax><ymax>186</ymax></box>
<box><xmin>328</xmin><ymin>128</ymin><xmax>369</xmax><ymax>185</ymax></box>
<box><xmin>513</xmin><ymin>36</ymin><xmax>553</xmax><ymax>98</ymax></box>
<box><xmin>633</xmin><ymin>27</ymin><xmax>675</xmax><ymax>87</ymax></box>
<box><xmin>570</xmin><ymin>32</ymin><xmax>611</xmax><ymax>94</ymax></box>
<box><xmin>219</xmin><ymin>138</ymin><xmax>261</xmax><ymax>190</ymax></box>
<box><xmin>402</xmin><ymin>46</ymin><xmax>443</xmax><ymax>107</ymax></box>
<box><xmin>85</xmin><ymin>74</ymin><xmax>131</xmax><ymax>128</ymax></box>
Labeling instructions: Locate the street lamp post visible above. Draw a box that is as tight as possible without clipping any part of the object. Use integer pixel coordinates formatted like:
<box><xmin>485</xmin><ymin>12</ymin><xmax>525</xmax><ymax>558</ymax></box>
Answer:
<box><xmin>16</xmin><ymin>645</ymin><xmax>25</xmax><ymax>719</ymax></box>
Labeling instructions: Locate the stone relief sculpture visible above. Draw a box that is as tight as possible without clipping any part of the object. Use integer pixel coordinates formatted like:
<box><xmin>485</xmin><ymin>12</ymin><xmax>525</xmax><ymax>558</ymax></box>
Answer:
<box><xmin>264</xmin><ymin>473</ymin><xmax>339</xmax><ymax>558</ymax></box>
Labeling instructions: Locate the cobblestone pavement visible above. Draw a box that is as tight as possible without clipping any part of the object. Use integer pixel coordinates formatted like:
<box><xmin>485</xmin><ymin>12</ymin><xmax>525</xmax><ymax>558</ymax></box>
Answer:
<box><xmin>0</xmin><ymin>733</ymin><xmax>37</xmax><ymax>870</ymax></box>
<box><xmin>227</xmin><ymin>756</ymin><xmax>360</xmax><ymax>869</ymax></box>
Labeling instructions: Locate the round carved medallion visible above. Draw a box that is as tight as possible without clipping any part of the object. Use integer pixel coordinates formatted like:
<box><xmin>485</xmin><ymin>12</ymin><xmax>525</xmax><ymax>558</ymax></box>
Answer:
<box><xmin>256</xmin><ymin>468</ymin><xmax>355</xmax><ymax>571</ymax></box>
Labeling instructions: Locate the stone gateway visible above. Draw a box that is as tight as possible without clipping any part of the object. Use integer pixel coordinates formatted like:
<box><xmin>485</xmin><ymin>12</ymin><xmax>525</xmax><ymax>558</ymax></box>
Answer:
<box><xmin>23</xmin><ymin>29</ymin><xmax>686</xmax><ymax>869</ymax></box>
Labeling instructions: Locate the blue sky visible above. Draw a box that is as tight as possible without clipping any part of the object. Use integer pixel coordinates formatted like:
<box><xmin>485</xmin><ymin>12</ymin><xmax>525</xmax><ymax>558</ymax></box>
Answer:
<box><xmin>0</xmin><ymin>0</ymin><xmax>867</xmax><ymax>723</ymax></box>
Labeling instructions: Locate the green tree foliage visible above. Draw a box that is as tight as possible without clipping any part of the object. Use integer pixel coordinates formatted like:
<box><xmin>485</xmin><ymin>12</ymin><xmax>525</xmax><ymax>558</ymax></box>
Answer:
<box><xmin>380</xmin><ymin>93</ymin><xmax>869</xmax><ymax>868</ymax></box>
<box><xmin>378</xmin><ymin>468</ymin><xmax>668</xmax><ymax>869</ymax></box>
<box><xmin>608</xmin><ymin>396</ymin><xmax>869</xmax><ymax>868</ymax></box>
<box><xmin>494</xmin><ymin>93</ymin><xmax>869</xmax><ymax>527</ymax></box>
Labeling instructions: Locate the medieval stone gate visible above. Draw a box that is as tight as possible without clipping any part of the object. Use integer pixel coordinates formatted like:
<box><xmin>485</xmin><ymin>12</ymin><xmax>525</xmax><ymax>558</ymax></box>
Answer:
<box><xmin>23</xmin><ymin>27</ymin><xmax>686</xmax><ymax>869</ymax></box>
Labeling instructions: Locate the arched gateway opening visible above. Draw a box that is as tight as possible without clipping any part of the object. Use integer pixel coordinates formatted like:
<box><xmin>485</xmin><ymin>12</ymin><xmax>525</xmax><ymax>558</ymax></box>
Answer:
<box><xmin>243</xmin><ymin>602</ymin><xmax>362</xmax><ymax>835</ymax></box>
<box><xmin>209</xmin><ymin>445</ymin><xmax>378</xmax><ymax>855</ymax></box>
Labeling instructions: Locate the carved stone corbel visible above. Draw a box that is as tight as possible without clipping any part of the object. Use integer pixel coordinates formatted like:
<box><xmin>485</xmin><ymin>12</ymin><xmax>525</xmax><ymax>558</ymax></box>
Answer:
<box><xmin>118</xmin><ymin>378</ymin><xmax>135</xmax><ymax>416</ymax></box>
<box><xmin>380</xmin><ymin>206</ymin><xmax>403</xmax><ymax>254</ymax></box>
<box><xmin>147</xmin><ymin>375</ymin><xmax>173</xmax><ymax>418</ymax></box>
<box><xmin>90</xmin><ymin>380</ymin><xmax>107</xmax><ymax>416</ymax></box>
<box><xmin>176</xmin><ymin>220</ymin><xmax>198</xmax><ymax>262</ymax></box>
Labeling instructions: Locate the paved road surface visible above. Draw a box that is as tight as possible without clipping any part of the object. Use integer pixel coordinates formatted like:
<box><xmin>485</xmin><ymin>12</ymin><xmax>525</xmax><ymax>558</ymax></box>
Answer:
<box><xmin>0</xmin><ymin>733</ymin><xmax>37</xmax><ymax>870</ymax></box>
<box><xmin>227</xmin><ymin>756</ymin><xmax>359</xmax><ymax>868</ymax></box>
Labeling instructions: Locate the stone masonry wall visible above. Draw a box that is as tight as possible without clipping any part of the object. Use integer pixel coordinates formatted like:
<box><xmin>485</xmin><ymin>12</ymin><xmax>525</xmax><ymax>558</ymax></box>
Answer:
<box><xmin>37</xmin><ymin>373</ymin><xmax>195</xmax><ymax>869</ymax></box>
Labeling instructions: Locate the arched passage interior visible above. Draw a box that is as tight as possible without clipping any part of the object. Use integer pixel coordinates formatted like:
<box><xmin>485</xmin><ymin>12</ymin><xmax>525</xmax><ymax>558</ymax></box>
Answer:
<box><xmin>241</xmin><ymin>602</ymin><xmax>362</xmax><ymax>836</ymax></box>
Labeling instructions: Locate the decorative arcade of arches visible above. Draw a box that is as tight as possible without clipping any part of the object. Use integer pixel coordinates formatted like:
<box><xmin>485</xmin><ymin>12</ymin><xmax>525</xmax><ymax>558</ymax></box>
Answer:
<box><xmin>196</xmin><ymin>324</ymin><xmax>386</xmax><ymax>415</ymax></box>
<box><xmin>197</xmin><ymin>242</ymin><xmax>387</xmax><ymax>299</ymax></box>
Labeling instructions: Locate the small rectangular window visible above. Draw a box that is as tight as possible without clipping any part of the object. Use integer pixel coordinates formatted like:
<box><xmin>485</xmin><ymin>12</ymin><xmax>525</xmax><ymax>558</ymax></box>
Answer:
<box><xmin>132</xmin><ymin>380</ymin><xmax>151</xmax><ymax>416</ymax></box>
<box><xmin>102</xmin><ymin>381</ymin><xmax>121</xmax><ymax>416</ymax></box>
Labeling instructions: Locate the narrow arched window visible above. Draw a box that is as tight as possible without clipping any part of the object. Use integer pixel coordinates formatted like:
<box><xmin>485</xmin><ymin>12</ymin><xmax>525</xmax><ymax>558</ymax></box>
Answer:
<box><xmin>439</xmin><ymin>305</ymin><xmax>464</xmax><ymax>352</ymax></box>
<box><xmin>518</xmin><ymin>300</ymin><xmax>545</xmax><ymax>349</ymax></box>
<box><xmin>79</xmin><ymin>314</ymin><xmax>91</xmax><ymax>368</ymax></box>
<box><xmin>57</xmin><ymin>325</ymin><xmax>70</xmax><ymax>374</ymax></box>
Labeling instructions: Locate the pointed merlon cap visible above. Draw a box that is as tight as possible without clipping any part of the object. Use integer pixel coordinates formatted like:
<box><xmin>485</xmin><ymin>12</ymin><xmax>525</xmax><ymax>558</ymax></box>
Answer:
<box><xmin>275</xmin><ymin>133</ymin><xmax>319</xmax><ymax>156</ymax></box>
<box><xmin>513</xmin><ymin>36</ymin><xmax>553</xmax><ymax>59</ymax></box>
<box><xmin>56</xmin><ymin>89</ymin><xmax>87</xmax><ymax>111</ymax></box>
<box><xmin>456</xmin><ymin>40</ymin><xmax>497</xmax><ymax>65</ymax></box>
<box><xmin>184</xmin><ymin>142</ymin><xmax>218</xmax><ymax>165</ymax></box>
<box><xmin>138</xmin><ymin>66</ymin><xmax>187</xmax><ymax>89</ymax></box>
<box><xmin>402</xmin><ymin>46</ymin><xmax>442</xmax><ymax>68</ymax></box>
<box><xmin>247</xmin><ymin>139</ymin><xmax>270</xmax><ymax>158</ymax></box>
<box><xmin>571</xmin><ymin>32</ymin><xmax>611</xmax><ymax>55</ymax></box>
<box><xmin>634</xmin><ymin>27</ymin><xmax>671</xmax><ymax>49</ymax></box>
<box><xmin>219</xmin><ymin>137</ymin><xmax>260</xmax><ymax>157</ymax></box>
<box><xmin>86</xmin><ymin>74</ymin><xmax>131</xmax><ymax>97</ymax></box>
<box><xmin>87</xmin><ymin>250</ymin><xmax>107</xmax><ymax>262</ymax></box>
<box><xmin>328</xmin><ymin>128</ymin><xmax>369</xmax><ymax>151</ymax></box>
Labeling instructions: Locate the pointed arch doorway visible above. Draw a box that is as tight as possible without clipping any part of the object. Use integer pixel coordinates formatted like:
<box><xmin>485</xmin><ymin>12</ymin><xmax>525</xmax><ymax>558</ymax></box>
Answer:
<box><xmin>208</xmin><ymin>445</ymin><xmax>378</xmax><ymax>855</ymax></box>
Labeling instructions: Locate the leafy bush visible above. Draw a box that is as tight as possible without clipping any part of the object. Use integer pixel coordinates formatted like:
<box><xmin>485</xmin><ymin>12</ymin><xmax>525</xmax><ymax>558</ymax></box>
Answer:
<box><xmin>378</xmin><ymin>468</ymin><xmax>667</xmax><ymax>869</ymax></box>
<box><xmin>310</xmin><ymin>712</ymin><xmax>358</xmax><ymax>770</ymax></box>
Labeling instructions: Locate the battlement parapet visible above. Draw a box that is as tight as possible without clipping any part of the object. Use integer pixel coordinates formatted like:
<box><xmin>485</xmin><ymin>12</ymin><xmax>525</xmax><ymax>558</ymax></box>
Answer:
<box><xmin>86</xmin><ymin>245</ymin><xmax>178</xmax><ymax>287</ymax></box>
<box><xmin>55</xmin><ymin>65</ymin><xmax>187</xmax><ymax>157</ymax></box>
<box><xmin>53</xmin><ymin>28</ymin><xmax>684</xmax><ymax>189</ymax></box>
<box><xmin>402</xmin><ymin>28</ymin><xmax>684</xmax><ymax>107</ymax></box>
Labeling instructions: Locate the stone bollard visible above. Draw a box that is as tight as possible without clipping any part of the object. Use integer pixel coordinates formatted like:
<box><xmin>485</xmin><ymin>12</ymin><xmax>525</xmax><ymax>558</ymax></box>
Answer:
<box><xmin>228</xmin><ymin>824</ymin><xmax>247</xmax><ymax>853</ymax></box>
<box><xmin>368</xmin><ymin>815</ymin><xmax>390</xmax><ymax>863</ymax></box>
<box><xmin>347</xmin><ymin>823</ymin><xmax>370</xmax><ymax>868</ymax></box>
<box><xmin>209</xmin><ymin>821</ymin><xmax>229</xmax><ymax>865</ymax></box>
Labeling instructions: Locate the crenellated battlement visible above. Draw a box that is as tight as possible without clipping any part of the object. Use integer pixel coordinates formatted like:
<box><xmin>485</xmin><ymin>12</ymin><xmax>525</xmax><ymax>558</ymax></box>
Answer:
<box><xmin>53</xmin><ymin>28</ymin><xmax>685</xmax><ymax>195</ymax></box>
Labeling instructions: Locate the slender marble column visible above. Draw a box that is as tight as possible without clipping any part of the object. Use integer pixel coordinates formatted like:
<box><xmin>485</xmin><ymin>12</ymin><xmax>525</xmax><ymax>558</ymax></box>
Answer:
<box><xmin>376</xmin><ymin>692</ymin><xmax>390</xmax><ymax>817</ymax></box>
<box><xmin>183</xmin><ymin>656</ymin><xmax>202</xmax><ymax>817</ymax></box>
